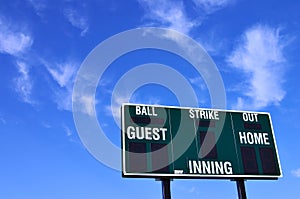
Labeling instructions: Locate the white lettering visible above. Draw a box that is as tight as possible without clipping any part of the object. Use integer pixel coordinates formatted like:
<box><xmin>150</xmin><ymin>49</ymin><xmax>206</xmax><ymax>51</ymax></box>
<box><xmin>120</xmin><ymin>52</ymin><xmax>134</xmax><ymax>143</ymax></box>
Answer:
<box><xmin>152</xmin><ymin>128</ymin><xmax>160</xmax><ymax>140</ymax></box>
<box><xmin>242</xmin><ymin>112</ymin><xmax>258</xmax><ymax>122</ymax></box>
<box><xmin>141</xmin><ymin>107</ymin><xmax>147</xmax><ymax>115</ymax></box>
<box><xmin>161</xmin><ymin>128</ymin><xmax>167</xmax><ymax>141</ymax></box>
<box><xmin>189</xmin><ymin>109</ymin><xmax>219</xmax><ymax>120</ymax></box>
<box><xmin>247</xmin><ymin>132</ymin><xmax>254</xmax><ymax>144</ymax></box>
<box><xmin>189</xmin><ymin>109</ymin><xmax>195</xmax><ymax>118</ymax></box>
<box><xmin>136</xmin><ymin>127</ymin><xmax>144</xmax><ymax>139</ymax></box>
<box><xmin>215</xmin><ymin>111</ymin><xmax>219</xmax><ymax>120</ymax></box>
<box><xmin>239</xmin><ymin>132</ymin><xmax>248</xmax><ymax>144</ymax></box>
<box><xmin>202</xmin><ymin>161</ymin><xmax>211</xmax><ymax>174</ymax></box>
<box><xmin>189</xmin><ymin>160</ymin><xmax>193</xmax><ymax>173</ymax></box>
<box><xmin>210</xmin><ymin>161</ymin><xmax>215</xmax><ymax>174</ymax></box>
<box><xmin>254</xmin><ymin>132</ymin><xmax>264</xmax><ymax>144</ymax></box>
<box><xmin>126</xmin><ymin>126</ymin><xmax>167</xmax><ymax>141</ymax></box>
<box><xmin>189</xmin><ymin>160</ymin><xmax>233</xmax><ymax>175</ymax></box>
<box><xmin>263</xmin><ymin>133</ymin><xmax>270</xmax><ymax>145</ymax></box>
<box><xmin>192</xmin><ymin>160</ymin><xmax>202</xmax><ymax>174</ymax></box>
<box><xmin>145</xmin><ymin>127</ymin><xmax>152</xmax><ymax>140</ymax></box>
<box><xmin>136</xmin><ymin>106</ymin><xmax>141</xmax><ymax>115</ymax></box>
<box><xmin>215</xmin><ymin>161</ymin><xmax>224</xmax><ymax>174</ymax></box>
<box><xmin>239</xmin><ymin>132</ymin><xmax>270</xmax><ymax>145</ymax></box>
<box><xmin>135</xmin><ymin>106</ymin><xmax>158</xmax><ymax>116</ymax></box>
<box><xmin>224</xmin><ymin>162</ymin><xmax>233</xmax><ymax>174</ymax></box>
<box><xmin>200</xmin><ymin>110</ymin><xmax>206</xmax><ymax>119</ymax></box>
<box><xmin>127</xmin><ymin>126</ymin><xmax>136</xmax><ymax>139</ymax></box>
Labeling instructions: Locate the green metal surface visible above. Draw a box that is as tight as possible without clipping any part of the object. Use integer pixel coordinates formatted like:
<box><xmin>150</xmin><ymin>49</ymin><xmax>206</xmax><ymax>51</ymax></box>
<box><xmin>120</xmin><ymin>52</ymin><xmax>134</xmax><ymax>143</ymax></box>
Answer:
<box><xmin>121</xmin><ymin>104</ymin><xmax>281</xmax><ymax>179</ymax></box>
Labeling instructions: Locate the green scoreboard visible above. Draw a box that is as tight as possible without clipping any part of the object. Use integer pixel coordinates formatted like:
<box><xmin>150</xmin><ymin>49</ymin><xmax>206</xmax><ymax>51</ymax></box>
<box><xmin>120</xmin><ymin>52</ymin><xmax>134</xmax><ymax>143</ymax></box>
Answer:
<box><xmin>121</xmin><ymin>104</ymin><xmax>282</xmax><ymax>179</ymax></box>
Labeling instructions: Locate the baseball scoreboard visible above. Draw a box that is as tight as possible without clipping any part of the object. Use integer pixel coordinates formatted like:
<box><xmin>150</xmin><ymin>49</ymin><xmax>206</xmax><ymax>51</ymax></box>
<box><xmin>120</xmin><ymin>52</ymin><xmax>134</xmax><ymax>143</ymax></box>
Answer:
<box><xmin>121</xmin><ymin>104</ymin><xmax>282</xmax><ymax>179</ymax></box>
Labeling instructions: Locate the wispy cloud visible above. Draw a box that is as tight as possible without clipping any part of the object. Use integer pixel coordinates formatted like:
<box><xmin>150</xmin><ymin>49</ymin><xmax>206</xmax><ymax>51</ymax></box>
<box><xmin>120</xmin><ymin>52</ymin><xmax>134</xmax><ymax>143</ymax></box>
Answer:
<box><xmin>107</xmin><ymin>94</ymin><xmax>132</xmax><ymax>121</ymax></box>
<box><xmin>63</xmin><ymin>124</ymin><xmax>73</xmax><ymax>137</ymax></box>
<box><xmin>75</xmin><ymin>94</ymin><xmax>96</xmax><ymax>116</ymax></box>
<box><xmin>137</xmin><ymin>0</ymin><xmax>196</xmax><ymax>35</ymax></box>
<box><xmin>0</xmin><ymin>17</ymin><xmax>36</xmax><ymax>105</ymax></box>
<box><xmin>137</xmin><ymin>0</ymin><xmax>232</xmax><ymax>56</ymax></box>
<box><xmin>63</xmin><ymin>8</ymin><xmax>89</xmax><ymax>36</ymax></box>
<box><xmin>43</xmin><ymin>60</ymin><xmax>78</xmax><ymax>111</ymax></box>
<box><xmin>61</xmin><ymin>123</ymin><xmax>83</xmax><ymax>146</ymax></box>
<box><xmin>27</xmin><ymin>0</ymin><xmax>47</xmax><ymax>17</ymax></box>
<box><xmin>173</xmin><ymin>184</ymin><xmax>200</xmax><ymax>196</ymax></box>
<box><xmin>138</xmin><ymin>0</ymin><xmax>233</xmax><ymax>35</ymax></box>
<box><xmin>46</xmin><ymin>62</ymin><xmax>77</xmax><ymax>88</ymax></box>
<box><xmin>228</xmin><ymin>24</ymin><xmax>288</xmax><ymax>110</ymax></box>
<box><xmin>188</xmin><ymin>186</ymin><xmax>200</xmax><ymax>194</ymax></box>
<box><xmin>0</xmin><ymin>17</ymin><xmax>33</xmax><ymax>56</ymax></box>
<box><xmin>193</xmin><ymin>0</ymin><xmax>233</xmax><ymax>14</ymax></box>
<box><xmin>0</xmin><ymin>113</ymin><xmax>6</xmax><ymax>125</ymax></box>
<box><xmin>41</xmin><ymin>121</ymin><xmax>51</xmax><ymax>128</ymax></box>
<box><xmin>292</xmin><ymin>168</ymin><xmax>300</xmax><ymax>178</ymax></box>
<box><xmin>14</xmin><ymin>61</ymin><xmax>35</xmax><ymax>105</ymax></box>
<box><xmin>189</xmin><ymin>76</ymin><xmax>207</xmax><ymax>90</ymax></box>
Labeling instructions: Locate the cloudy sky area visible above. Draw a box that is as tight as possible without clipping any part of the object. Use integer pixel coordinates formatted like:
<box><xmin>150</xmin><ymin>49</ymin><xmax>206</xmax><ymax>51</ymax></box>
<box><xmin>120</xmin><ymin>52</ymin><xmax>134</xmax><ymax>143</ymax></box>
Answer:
<box><xmin>1</xmin><ymin>0</ymin><xmax>300</xmax><ymax>198</ymax></box>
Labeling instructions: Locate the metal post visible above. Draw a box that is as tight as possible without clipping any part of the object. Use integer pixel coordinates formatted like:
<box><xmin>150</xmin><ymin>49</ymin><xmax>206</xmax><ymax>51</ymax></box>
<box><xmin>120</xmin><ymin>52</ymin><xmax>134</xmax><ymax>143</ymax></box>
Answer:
<box><xmin>161</xmin><ymin>179</ymin><xmax>171</xmax><ymax>199</ymax></box>
<box><xmin>236</xmin><ymin>179</ymin><xmax>247</xmax><ymax>199</ymax></box>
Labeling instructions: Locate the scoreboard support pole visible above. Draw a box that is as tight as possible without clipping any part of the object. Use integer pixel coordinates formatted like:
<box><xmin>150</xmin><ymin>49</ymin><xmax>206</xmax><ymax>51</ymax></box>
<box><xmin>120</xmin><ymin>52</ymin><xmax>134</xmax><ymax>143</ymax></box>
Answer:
<box><xmin>160</xmin><ymin>179</ymin><xmax>172</xmax><ymax>199</ymax></box>
<box><xmin>236</xmin><ymin>179</ymin><xmax>247</xmax><ymax>199</ymax></box>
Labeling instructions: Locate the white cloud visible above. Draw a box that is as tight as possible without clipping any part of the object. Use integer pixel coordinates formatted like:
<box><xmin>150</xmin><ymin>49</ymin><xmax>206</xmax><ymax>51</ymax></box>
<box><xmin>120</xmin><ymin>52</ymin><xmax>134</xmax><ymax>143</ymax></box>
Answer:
<box><xmin>189</xmin><ymin>76</ymin><xmax>207</xmax><ymax>90</ymax></box>
<box><xmin>62</xmin><ymin>124</ymin><xmax>83</xmax><ymax>145</ymax></box>
<box><xmin>27</xmin><ymin>0</ymin><xmax>47</xmax><ymax>17</ymax></box>
<box><xmin>0</xmin><ymin>18</ymin><xmax>35</xmax><ymax>105</ymax></box>
<box><xmin>14</xmin><ymin>61</ymin><xmax>35</xmax><ymax>105</ymax></box>
<box><xmin>137</xmin><ymin>0</ymin><xmax>232</xmax><ymax>56</ymax></box>
<box><xmin>77</xmin><ymin>94</ymin><xmax>96</xmax><ymax>116</ymax></box>
<box><xmin>0</xmin><ymin>18</ymin><xmax>33</xmax><ymax>56</ymax></box>
<box><xmin>63</xmin><ymin>8</ymin><xmax>89</xmax><ymax>36</ymax></box>
<box><xmin>0</xmin><ymin>115</ymin><xmax>6</xmax><ymax>125</ymax></box>
<box><xmin>46</xmin><ymin>62</ymin><xmax>77</xmax><ymax>88</ymax></box>
<box><xmin>107</xmin><ymin>94</ymin><xmax>132</xmax><ymax>121</ymax></box>
<box><xmin>193</xmin><ymin>0</ymin><xmax>233</xmax><ymax>14</ymax></box>
<box><xmin>292</xmin><ymin>168</ymin><xmax>300</xmax><ymax>178</ymax></box>
<box><xmin>53</xmin><ymin>88</ymin><xmax>74</xmax><ymax>111</ymax></box>
<box><xmin>63</xmin><ymin>124</ymin><xmax>73</xmax><ymax>137</ymax></box>
<box><xmin>188</xmin><ymin>186</ymin><xmax>200</xmax><ymax>194</ymax></box>
<box><xmin>138</xmin><ymin>0</ymin><xmax>196</xmax><ymax>35</ymax></box>
<box><xmin>41</xmin><ymin>121</ymin><xmax>51</xmax><ymax>128</ymax></box>
<box><xmin>138</xmin><ymin>0</ymin><xmax>233</xmax><ymax>35</ymax></box>
<box><xmin>43</xmin><ymin>60</ymin><xmax>78</xmax><ymax>111</ymax></box>
<box><xmin>0</xmin><ymin>118</ymin><xmax>6</xmax><ymax>124</ymax></box>
<box><xmin>228</xmin><ymin>24</ymin><xmax>288</xmax><ymax>110</ymax></box>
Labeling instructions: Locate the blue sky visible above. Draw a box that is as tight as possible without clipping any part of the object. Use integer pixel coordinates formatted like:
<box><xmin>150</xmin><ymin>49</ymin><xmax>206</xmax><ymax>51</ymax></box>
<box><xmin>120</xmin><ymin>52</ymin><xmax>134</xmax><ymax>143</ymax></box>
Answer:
<box><xmin>1</xmin><ymin>0</ymin><xmax>300</xmax><ymax>198</ymax></box>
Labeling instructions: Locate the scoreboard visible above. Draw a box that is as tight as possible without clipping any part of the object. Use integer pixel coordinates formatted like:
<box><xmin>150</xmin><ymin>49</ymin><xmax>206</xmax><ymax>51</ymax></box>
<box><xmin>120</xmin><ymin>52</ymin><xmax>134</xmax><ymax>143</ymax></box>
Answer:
<box><xmin>121</xmin><ymin>104</ymin><xmax>282</xmax><ymax>179</ymax></box>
